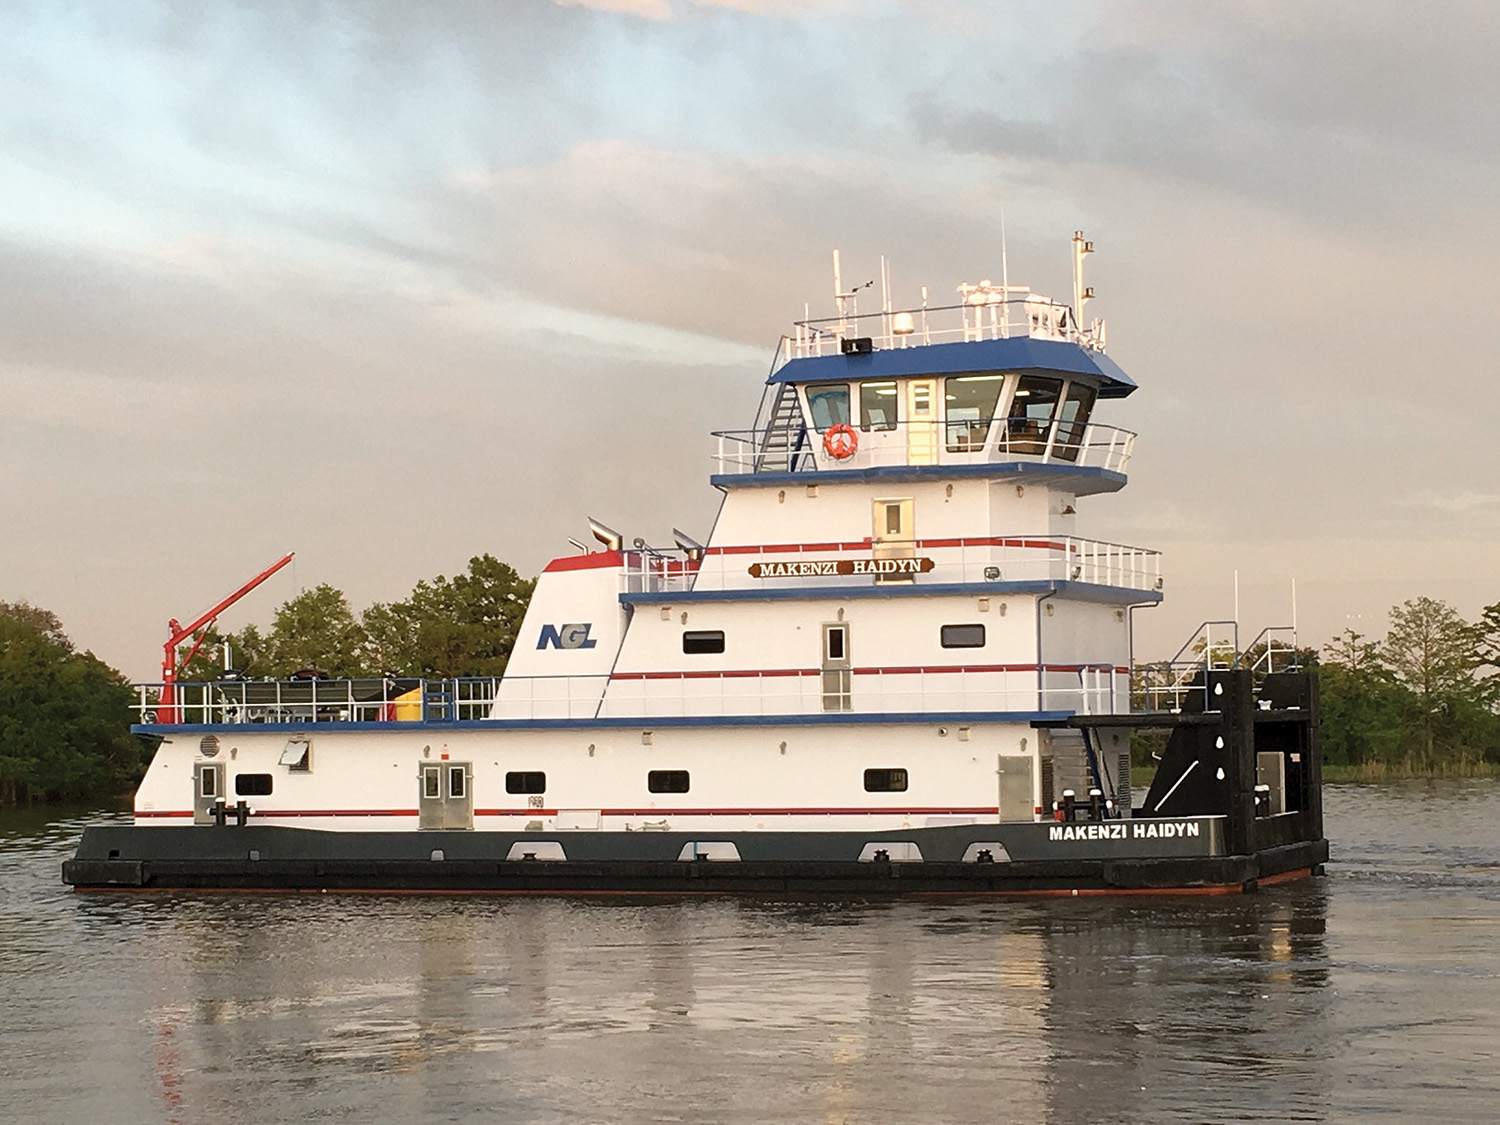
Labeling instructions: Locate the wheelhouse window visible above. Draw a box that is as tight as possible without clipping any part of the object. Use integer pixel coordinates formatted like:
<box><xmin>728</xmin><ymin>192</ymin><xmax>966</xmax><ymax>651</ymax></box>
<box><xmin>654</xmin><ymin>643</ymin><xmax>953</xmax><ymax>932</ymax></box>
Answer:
<box><xmin>941</xmin><ymin>623</ymin><xmax>986</xmax><ymax>649</ymax></box>
<box><xmin>864</xmin><ymin>768</ymin><xmax>909</xmax><ymax>792</ymax></box>
<box><xmin>648</xmin><ymin>770</ymin><xmax>690</xmax><ymax>794</ymax></box>
<box><xmin>1006</xmin><ymin>375</ymin><xmax>1063</xmax><ymax>454</ymax></box>
<box><xmin>945</xmin><ymin>374</ymin><xmax>1006</xmax><ymax>451</ymax></box>
<box><xmin>506</xmin><ymin>771</ymin><xmax>546</xmax><ymax>794</ymax></box>
<box><xmin>806</xmin><ymin>383</ymin><xmax>851</xmax><ymax>430</ymax></box>
<box><xmin>234</xmin><ymin>773</ymin><xmax>273</xmax><ymax>797</ymax></box>
<box><xmin>682</xmin><ymin>630</ymin><xmax>725</xmax><ymax>654</ymax></box>
<box><xmin>859</xmin><ymin>381</ymin><xmax>898</xmax><ymax>431</ymax></box>
<box><xmin>1052</xmin><ymin>382</ymin><xmax>1097</xmax><ymax>463</ymax></box>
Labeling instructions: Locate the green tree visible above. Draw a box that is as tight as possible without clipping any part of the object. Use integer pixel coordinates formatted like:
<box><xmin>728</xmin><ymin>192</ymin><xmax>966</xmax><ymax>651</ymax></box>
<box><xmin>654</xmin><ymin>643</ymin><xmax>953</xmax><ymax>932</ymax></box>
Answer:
<box><xmin>1382</xmin><ymin>596</ymin><xmax>1480</xmax><ymax>768</ymax></box>
<box><xmin>363</xmin><ymin>555</ymin><xmax>534</xmax><ymax>677</ymax></box>
<box><xmin>1477</xmin><ymin>600</ymin><xmax>1500</xmax><ymax>708</ymax></box>
<box><xmin>0</xmin><ymin>611</ymin><xmax>141</xmax><ymax>805</ymax></box>
<box><xmin>1315</xmin><ymin>629</ymin><xmax>1405</xmax><ymax>766</ymax></box>
<box><xmin>247</xmin><ymin>585</ymin><xmax>368</xmax><ymax>678</ymax></box>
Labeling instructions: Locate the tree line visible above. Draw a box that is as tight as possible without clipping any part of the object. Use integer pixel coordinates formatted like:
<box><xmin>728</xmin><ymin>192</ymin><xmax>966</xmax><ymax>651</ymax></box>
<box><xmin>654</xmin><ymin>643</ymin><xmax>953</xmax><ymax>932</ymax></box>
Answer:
<box><xmin>177</xmin><ymin>554</ymin><xmax>535</xmax><ymax>681</ymax></box>
<box><xmin>1316</xmin><ymin>596</ymin><xmax>1500</xmax><ymax>771</ymax></box>
<box><xmin>2</xmin><ymin>576</ymin><xmax>1497</xmax><ymax>805</ymax></box>
<box><xmin>0</xmin><ymin>602</ymin><xmax>142</xmax><ymax>806</ymax></box>
<box><xmin>0</xmin><ymin>555</ymin><xmax>534</xmax><ymax>805</ymax></box>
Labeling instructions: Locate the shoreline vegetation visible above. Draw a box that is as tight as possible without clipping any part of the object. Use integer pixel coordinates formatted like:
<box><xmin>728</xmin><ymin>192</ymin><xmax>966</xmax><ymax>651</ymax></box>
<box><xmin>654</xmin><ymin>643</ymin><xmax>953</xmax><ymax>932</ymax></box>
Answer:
<box><xmin>3</xmin><ymin>584</ymin><xmax>1498</xmax><ymax>807</ymax></box>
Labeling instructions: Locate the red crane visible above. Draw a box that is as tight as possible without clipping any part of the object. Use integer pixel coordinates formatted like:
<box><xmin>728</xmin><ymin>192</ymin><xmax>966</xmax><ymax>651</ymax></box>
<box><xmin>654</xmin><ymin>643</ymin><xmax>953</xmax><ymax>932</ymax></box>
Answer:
<box><xmin>158</xmin><ymin>552</ymin><xmax>295</xmax><ymax>724</ymax></box>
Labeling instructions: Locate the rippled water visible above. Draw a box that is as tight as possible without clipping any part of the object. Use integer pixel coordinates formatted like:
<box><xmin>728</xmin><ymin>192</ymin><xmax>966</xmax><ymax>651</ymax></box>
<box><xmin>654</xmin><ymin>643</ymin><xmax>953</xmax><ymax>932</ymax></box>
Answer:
<box><xmin>3</xmin><ymin>783</ymin><xmax>1499</xmax><ymax>1124</ymax></box>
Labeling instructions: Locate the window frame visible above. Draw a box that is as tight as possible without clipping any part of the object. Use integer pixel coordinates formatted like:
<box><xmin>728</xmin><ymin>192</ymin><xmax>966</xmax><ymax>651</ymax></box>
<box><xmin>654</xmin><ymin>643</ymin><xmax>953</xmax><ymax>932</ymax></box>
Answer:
<box><xmin>682</xmin><ymin>629</ymin><xmax>726</xmax><ymax>655</ymax></box>
<box><xmin>505</xmin><ymin>771</ymin><xmax>547</xmax><ymax>795</ymax></box>
<box><xmin>234</xmin><ymin>773</ymin><xmax>274</xmax><ymax>797</ymax></box>
<box><xmin>647</xmin><ymin>769</ymin><xmax>691</xmax><ymax>794</ymax></box>
<box><xmin>940</xmin><ymin>623</ymin><xmax>987</xmax><ymax>649</ymax></box>
<box><xmin>858</xmin><ymin>380</ymin><xmax>899</xmax><ymax>432</ymax></box>
<box><xmin>805</xmin><ymin>382</ymin><xmax>852</xmax><ymax>431</ymax></box>
<box><xmin>863</xmin><ymin>768</ymin><xmax>909</xmax><ymax>793</ymax></box>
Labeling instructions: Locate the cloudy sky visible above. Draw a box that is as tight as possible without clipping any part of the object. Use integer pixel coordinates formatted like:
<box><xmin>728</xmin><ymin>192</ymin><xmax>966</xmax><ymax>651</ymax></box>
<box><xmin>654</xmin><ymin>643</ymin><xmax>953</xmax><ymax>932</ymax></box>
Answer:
<box><xmin>3</xmin><ymin>0</ymin><xmax>1497</xmax><ymax>678</ymax></box>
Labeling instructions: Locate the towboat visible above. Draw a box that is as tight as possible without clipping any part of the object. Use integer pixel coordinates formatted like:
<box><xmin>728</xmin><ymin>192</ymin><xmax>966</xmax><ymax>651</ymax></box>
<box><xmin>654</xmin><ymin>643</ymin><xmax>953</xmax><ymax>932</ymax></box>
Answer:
<box><xmin>65</xmin><ymin>234</ymin><xmax>1328</xmax><ymax>895</ymax></box>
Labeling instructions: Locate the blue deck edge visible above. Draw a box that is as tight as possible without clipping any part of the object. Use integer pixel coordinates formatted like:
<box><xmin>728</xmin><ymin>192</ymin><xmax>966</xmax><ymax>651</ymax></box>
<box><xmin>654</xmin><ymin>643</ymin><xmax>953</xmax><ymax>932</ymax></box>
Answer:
<box><xmin>134</xmin><ymin>709</ymin><xmax>1078</xmax><ymax>736</ymax></box>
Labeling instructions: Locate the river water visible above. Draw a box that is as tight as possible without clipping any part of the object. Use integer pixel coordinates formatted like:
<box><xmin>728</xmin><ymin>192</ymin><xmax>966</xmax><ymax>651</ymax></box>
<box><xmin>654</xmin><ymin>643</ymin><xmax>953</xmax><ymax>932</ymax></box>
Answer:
<box><xmin>3</xmin><ymin>782</ymin><xmax>1498</xmax><ymax>1124</ymax></box>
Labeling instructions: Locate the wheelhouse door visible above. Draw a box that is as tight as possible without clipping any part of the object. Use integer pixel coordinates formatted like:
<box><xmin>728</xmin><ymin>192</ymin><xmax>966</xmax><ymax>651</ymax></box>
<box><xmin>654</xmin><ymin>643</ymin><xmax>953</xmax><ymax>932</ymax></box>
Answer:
<box><xmin>905</xmin><ymin>379</ymin><xmax>938</xmax><ymax>464</ymax></box>
<box><xmin>821</xmin><ymin>623</ymin><xmax>852</xmax><ymax>712</ymax></box>
<box><xmin>872</xmin><ymin>498</ymin><xmax>916</xmax><ymax>583</ymax></box>
<box><xmin>193</xmin><ymin>762</ymin><xmax>225</xmax><ymax>824</ymax></box>
<box><xmin>998</xmin><ymin>755</ymin><xmax>1035</xmax><ymax>823</ymax></box>
<box><xmin>419</xmin><ymin>761</ymin><xmax>474</xmax><ymax>830</ymax></box>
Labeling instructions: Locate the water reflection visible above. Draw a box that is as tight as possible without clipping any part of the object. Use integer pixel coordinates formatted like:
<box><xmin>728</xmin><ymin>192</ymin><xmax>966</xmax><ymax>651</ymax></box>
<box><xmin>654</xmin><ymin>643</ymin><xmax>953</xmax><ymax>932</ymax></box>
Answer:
<box><xmin>5</xmin><ymin>787</ymin><xmax>1500</xmax><ymax>1124</ymax></box>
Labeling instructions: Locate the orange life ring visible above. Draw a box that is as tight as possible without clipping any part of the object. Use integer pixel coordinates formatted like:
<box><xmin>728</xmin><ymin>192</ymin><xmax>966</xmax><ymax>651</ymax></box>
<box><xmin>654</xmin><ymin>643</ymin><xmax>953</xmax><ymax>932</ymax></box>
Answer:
<box><xmin>823</xmin><ymin>423</ymin><xmax>858</xmax><ymax>460</ymax></box>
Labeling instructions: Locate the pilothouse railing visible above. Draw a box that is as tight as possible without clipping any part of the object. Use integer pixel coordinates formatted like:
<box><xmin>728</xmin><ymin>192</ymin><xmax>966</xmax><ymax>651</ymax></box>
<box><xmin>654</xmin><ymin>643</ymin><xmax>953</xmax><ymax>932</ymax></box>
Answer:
<box><xmin>714</xmin><ymin>419</ymin><xmax>1135</xmax><ymax>476</ymax></box>
<box><xmin>785</xmin><ymin>294</ymin><xmax>1104</xmax><ymax>360</ymax></box>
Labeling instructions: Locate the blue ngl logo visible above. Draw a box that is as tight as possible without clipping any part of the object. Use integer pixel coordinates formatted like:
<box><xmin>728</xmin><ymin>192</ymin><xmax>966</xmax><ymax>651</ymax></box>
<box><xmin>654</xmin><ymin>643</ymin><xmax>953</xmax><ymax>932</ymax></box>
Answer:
<box><xmin>537</xmin><ymin>623</ymin><xmax>598</xmax><ymax>650</ymax></box>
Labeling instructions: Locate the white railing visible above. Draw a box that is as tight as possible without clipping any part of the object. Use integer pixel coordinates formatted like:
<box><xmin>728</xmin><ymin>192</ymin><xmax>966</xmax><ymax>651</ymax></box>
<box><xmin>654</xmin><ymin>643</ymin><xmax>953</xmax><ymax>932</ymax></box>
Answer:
<box><xmin>785</xmin><ymin>295</ymin><xmax>1105</xmax><ymax>361</ymax></box>
<box><xmin>135</xmin><ymin>666</ymin><xmax>1125</xmax><ymax>726</ymax></box>
<box><xmin>594</xmin><ymin>666</ymin><xmax>1124</xmax><ymax>719</ymax></box>
<box><xmin>620</xmin><ymin>536</ymin><xmax>1162</xmax><ymax>597</ymax></box>
<box><xmin>134</xmin><ymin>677</ymin><xmax>500</xmax><ymax>726</ymax></box>
<box><xmin>713</xmin><ymin>419</ymin><xmax>1135</xmax><ymax>476</ymax></box>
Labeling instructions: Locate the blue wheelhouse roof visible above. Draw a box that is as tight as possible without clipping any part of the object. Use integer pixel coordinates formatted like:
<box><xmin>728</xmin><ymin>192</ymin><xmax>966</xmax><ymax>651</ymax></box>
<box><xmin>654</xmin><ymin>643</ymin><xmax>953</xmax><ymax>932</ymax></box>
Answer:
<box><xmin>771</xmin><ymin>337</ymin><xmax>1137</xmax><ymax>398</ymax></box>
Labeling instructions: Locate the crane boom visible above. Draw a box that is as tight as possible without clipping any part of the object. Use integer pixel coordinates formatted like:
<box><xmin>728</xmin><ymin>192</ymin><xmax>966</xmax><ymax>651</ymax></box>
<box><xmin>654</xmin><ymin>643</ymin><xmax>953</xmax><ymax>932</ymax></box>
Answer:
<box><xmin>158</xmin><ymin>552</ymin><xmax>295</xmax><ymax>724</ymax></box>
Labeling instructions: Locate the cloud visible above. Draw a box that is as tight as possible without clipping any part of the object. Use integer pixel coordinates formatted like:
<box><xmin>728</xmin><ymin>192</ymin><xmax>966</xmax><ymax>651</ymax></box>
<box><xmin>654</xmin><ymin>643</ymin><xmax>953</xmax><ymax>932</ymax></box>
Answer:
<box><xmin>910</xmin><ymin>2</ymin><xmax>1500</xmax><ymax>233</ymax></box>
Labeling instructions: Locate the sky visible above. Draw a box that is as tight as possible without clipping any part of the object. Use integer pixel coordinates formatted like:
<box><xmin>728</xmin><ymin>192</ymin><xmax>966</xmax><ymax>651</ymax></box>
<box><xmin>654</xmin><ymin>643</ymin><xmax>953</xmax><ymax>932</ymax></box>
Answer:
<box><xmin>2</xmin><ymin>0</ymin><xmax>1497</xmax><ymax>679</ymax></box>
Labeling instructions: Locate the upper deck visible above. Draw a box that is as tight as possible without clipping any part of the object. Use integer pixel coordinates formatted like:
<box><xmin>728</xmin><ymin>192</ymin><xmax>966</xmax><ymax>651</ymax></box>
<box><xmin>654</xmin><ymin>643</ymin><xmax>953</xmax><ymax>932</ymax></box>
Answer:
<box><xmin>713</xmin><ymin>256</ymin><xmax>1138</xmax><ymax>485</ymax></box>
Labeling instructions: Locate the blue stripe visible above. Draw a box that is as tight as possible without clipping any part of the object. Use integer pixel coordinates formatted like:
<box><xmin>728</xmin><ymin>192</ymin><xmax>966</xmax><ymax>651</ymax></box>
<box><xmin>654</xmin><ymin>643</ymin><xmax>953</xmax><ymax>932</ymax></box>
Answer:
<box><xmin>710</xmin><ymin>460</ymin><xmax>1126</xmax><ymax>493</ymax></box>
<box><xmin>135</xmin><ymin>710</ymin><xmax>1077</xmax><ymax>735</ymax></box>
<box><xmin>770</xmin><ymin>337</ymin><xmax>1137</xmax><ymax>397</ymax></box>
<box><xmin>620</xmin><ymin>580</ymin><xmax>1162</xmax><ymax>607</ymax></box>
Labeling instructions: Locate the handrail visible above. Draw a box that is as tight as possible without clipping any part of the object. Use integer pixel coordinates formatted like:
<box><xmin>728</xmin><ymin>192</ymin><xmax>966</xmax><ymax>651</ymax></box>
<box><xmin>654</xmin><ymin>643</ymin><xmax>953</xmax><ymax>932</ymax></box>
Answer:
<box><xmin>618</xmin><ymin>534</ymin><xmax>1162</xmax><ymax>597</ymax></box>
<box><xmin>134</xmin><ymin>669</ymin><xmax>1134</xmax><ymax>724</ymax></box>
<box><xmin>133</xmin><ymin>676</ymin><xmax>500</xmax><ymax>726</ymax></box>
<box><xmin>788</xmin><ymin>294</ymin><xmax>1105</xmax><ymax>358</ymax></box>
<box><xmin>713</xmin><ymin>418</ymin><xmax>1136</xmax><ymax>476</ymax></box>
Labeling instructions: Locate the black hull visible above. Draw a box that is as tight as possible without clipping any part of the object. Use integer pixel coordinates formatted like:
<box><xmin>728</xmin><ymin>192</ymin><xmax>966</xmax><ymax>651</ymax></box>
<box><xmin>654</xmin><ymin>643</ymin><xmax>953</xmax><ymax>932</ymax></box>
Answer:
<box><xmin>63</xmin><ymin>824</ymin><xmax>1328</xmax><ymax>896</ymax></box>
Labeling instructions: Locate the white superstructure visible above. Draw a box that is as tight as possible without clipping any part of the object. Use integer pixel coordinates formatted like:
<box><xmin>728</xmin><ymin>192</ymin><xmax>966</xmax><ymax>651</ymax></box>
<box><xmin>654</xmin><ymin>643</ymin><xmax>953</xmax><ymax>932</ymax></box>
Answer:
<box><xmin>132</xmin><ymin>234</ymin><xmax>1160</xmax><ymax>841</ymax></box>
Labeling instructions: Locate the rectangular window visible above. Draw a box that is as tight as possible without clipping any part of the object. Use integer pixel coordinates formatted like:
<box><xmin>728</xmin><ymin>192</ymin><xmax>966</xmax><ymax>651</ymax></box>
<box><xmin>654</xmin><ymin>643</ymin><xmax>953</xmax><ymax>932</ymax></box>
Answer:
<box><xmin>648</xmin><ymin>769</ymin><xmax>690</xmax><ymax>794</ymax></box>
<box><xmin>864</xmin><ymin>768</ymin><xmax>909</xmax><ymax>792</ymax></box>
<box><xmin>806</xmin><ymin>383</ymin><xmax>851</xmax><ymax>430</ymax></box>
<box><xmin>859</xmin><ymin>381</ymin><xmax>898</xmax><ymax>431</ymax></box>
<box><xmin>1052</xmin><ymin>382</ymin><xmax>1097</xmax><ymax>462</ymax></box>
<box><xmin>945</xmin><ymin>373</ymin><xmax>1006</xmax><ymax>451</ymax></box>
<box><xmin>448</xmin><ymin>766</ymin><xmax>466</xmax><ymax>799</ymax></box>
<box><xmin>234</xmin><ymin>773</ymin><xmax>273</xmax><ymax>797</ymax></box>
<box><xmin>1007</xmin><ymin>375</ymin><xmax>1063</xmax><ymax>453</ymax></box>
<box><xmin>824</xmin><ymin>624</ymin><xmax>847</xmax><ymax>663</ymax></box>
<box><xmin>423</xmin><ymin>766</ymin><xmax>440</xmax><ymax>799</ymax></box>
<box><xmin>506</xmin><ymin>771</ymin><xmax>546</xmax><ymax>794</ymax></box>
<box><xmin>886</xmin><ymin>503</ymin><xmax>904</xmax><ymax>536</ymax></box>
<box><xmin>200</xmin><ymin>768</ymin><xmax>217</xmax><ymax>798</ymax></box>
<box><xmin>682</xmin><ymin>630</ymin><xmax>725</xmax><ymax>654</ymax></box>
<box><xmin>941</xmin><ymin>623</ymin><xmax>987</xmax><ymax>648</ymax></box>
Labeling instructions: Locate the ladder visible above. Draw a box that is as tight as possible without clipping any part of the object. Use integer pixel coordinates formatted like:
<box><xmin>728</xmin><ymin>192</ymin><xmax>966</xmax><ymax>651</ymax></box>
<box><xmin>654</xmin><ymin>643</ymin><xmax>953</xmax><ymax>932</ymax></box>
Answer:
<box><xmin>757</xmin><ymin>385</ymin><xmax>808</xmax><ymax>472</ymax></box>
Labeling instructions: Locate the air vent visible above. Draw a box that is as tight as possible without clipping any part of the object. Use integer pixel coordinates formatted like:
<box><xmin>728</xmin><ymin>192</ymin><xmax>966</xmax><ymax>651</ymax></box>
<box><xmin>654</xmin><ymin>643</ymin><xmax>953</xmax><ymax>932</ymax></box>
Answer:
<box><xmin>199</xmin><ymin>735</ymin><xmax>220</xmax><ymax>758</ymax></box>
